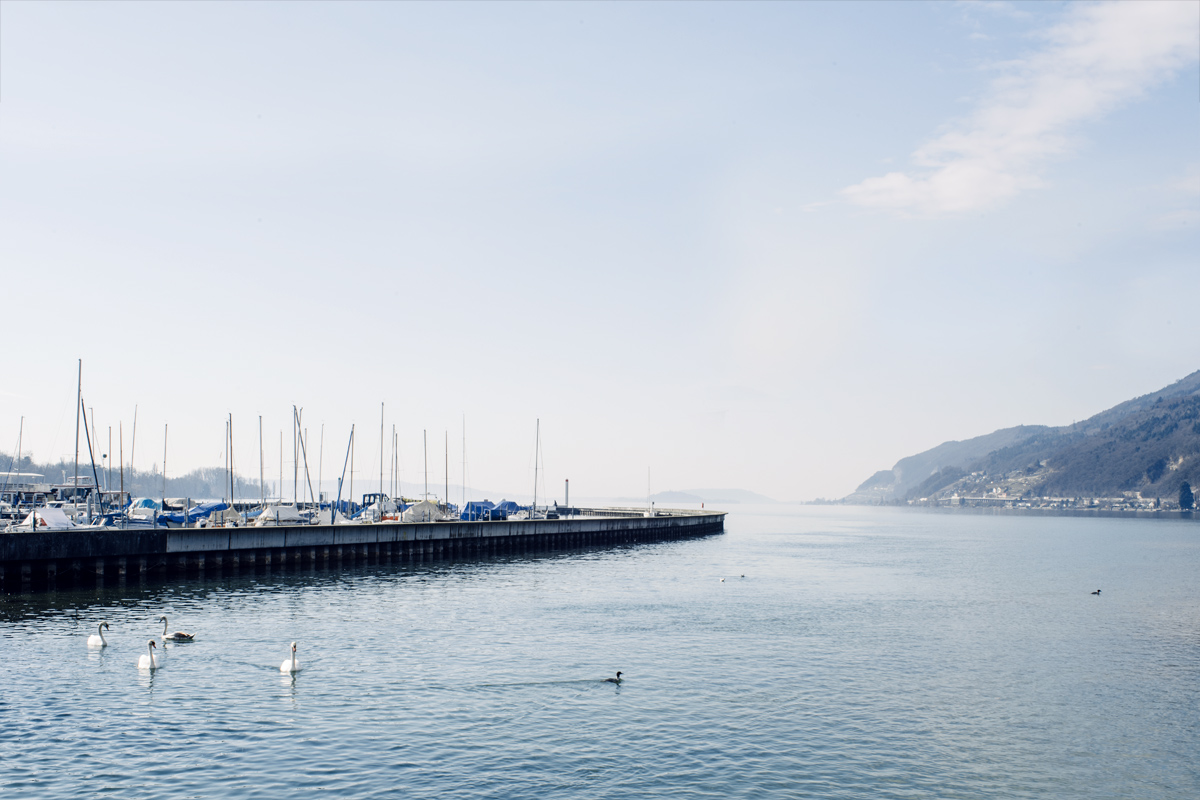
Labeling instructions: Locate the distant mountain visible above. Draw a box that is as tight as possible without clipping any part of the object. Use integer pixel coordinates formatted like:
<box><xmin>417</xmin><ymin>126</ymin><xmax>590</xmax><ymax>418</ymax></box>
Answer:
<box><xmin>651</xmin><ymin>488</ymin><xmax>776</xmax><ymax>504</ymax></box>
<box><xmin>847</xmin><ymin>370</ymin><xmax>1200</xmax><ymax>504</ymax></box>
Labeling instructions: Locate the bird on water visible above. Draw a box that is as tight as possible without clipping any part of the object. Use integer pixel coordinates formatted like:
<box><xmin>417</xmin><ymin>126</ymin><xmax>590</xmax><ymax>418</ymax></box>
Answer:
<box><xmin>159</xmin><ymin>616</ymin><xmax>195</xmax><ymax>642</ymax></box>
<box><xmin>281</xmin><ymin>641</ymin><xmax>302</xmax><ymax>673</ymax></box>
<box><xmin>604</xmin><ymin>671</ymin><xmax>623</xmax><ymax>684</ymax></box>
<box><xmin>1091</xmin><ymin>589</ymin><xmax>1101</xmax><ymax>595</ymax></box>
<box><xmin>137</xmin><ymin>640</ymin><xmax>160</xmax><ymax>670</ymax></box>
<box><xmin>87</xmin><ymin>621</ymin><xmax>110</xmax><ymax>648</ymax></box>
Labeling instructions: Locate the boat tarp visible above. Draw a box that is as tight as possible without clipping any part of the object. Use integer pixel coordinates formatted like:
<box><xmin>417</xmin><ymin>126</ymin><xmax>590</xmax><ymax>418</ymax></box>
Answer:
<box><xmin>20</xmin><ymin>507</ymin><xmax>77</xmax><ymax>530</ymax></box>
<box><xmin>402</xmin><ymin>499</ymin><xmax>446</xmax><ymax>522</ymax></box>
<box><xmin>159</xmin><ymin>501</ymin><xmax>229</xmax><ymax>525</ymax></box>
<box><xmin>357</xmin><ymin>498</ymin><xmax>402</xmax><ymax>519</ymax></box>
<box><xmin>126</xmin><ymin>497</ymin><xmax>161</xmax><ymax>520</ymax></box>
<box><xmin>460</xmin><ymin>500</ymin><xmax>495</xmax><ymax>520</ymax></box>
<box><xmin>253</xmin><ymin>505</ymin><xmax>305</xmax><ymax>526</ymax></box>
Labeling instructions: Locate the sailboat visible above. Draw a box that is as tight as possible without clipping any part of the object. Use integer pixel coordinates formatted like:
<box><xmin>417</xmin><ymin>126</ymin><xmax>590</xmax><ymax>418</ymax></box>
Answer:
<box><xmin>511</xmin><ymin>420</ymin><xmax>549</xmax><ymax>520</ymax></box>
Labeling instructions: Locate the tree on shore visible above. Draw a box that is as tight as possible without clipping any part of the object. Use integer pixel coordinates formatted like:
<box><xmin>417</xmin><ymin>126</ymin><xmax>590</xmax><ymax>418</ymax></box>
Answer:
<box><xmin>1181</xmin><ymin>482</ymin><xmax>1195</xmax><ymax>511</ymax></box>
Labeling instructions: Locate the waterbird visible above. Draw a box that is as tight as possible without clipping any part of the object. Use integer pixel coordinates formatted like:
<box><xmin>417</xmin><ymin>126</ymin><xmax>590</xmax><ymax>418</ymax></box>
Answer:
<box><xmin>137</xmin><ymin>640</ymin><xmax>160</xmax><ymax>670</ymax></box>
<box><xmin>159</xmin><ymin>616</ymin><xmax>195</xmax><ymax>642</ymax></box>
<box><xmin>720</xmin><ymin>578</ymin><xmax>725</xmax><ymax>583</ymax></box>
<box><xmin>281</xmin><ymin>641</ymin><xmax>302</xmax><ymax>673</ymax></box>
<box><xmin>1091</xmin><ymin>589</ymin><xmax>1101</xmax><ymax>595</ymax></box>
<box><xmin>603</xmin><ymin>671</ymin><xmax>623</xmax><ymax>684</ymax></box>
<box><xmin>87</xmin><ymin>621</ymin><xmax>110</xmax><ymax>648</ymax></box>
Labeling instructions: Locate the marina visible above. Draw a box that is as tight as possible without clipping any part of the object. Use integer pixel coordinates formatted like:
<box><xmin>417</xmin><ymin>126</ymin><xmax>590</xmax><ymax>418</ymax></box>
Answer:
<box><xmin>0</xmin><ymin>507</ymin><xmax>725</xmax><ymax>592</ymax></box>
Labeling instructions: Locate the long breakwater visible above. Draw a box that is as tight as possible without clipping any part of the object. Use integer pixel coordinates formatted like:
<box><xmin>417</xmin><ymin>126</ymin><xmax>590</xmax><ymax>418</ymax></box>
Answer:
<box><xmin>0</xmin><ymin>508</ymin><xmax>725</xmax><ymax>592</ymax></box>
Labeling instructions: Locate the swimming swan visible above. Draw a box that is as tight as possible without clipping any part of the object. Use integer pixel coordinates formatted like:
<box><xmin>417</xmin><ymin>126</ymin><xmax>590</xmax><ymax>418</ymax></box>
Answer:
<box><xmin>280</xmin><ymin>641</ymin><xmax>302</xmax><ymax>673</ymax></box>
<box><xmin>603</xmin><ymin>671</ymin><xmax>623</xmax><ymax>684</ymax></box>
<box><xmin>137</xmin><ymin>640</ymin><xmax>160</xmax><ymax>670</ymax></box>
<box><xmin>159</xmin><ymin>616</ymin><xmax>195</xmax><ymax>642</ymax></box>
<box><xmin>87</xmin><ymin>621</ymin><xmax>110</xmax><ymax>648</ymax></box>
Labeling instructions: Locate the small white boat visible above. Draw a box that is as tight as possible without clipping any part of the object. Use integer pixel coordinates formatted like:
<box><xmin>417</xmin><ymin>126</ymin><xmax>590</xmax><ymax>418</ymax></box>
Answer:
<box><xmin>3</xmin><ymin>506</ymin><xmax>77</xmax><ymax>533</ymax></box>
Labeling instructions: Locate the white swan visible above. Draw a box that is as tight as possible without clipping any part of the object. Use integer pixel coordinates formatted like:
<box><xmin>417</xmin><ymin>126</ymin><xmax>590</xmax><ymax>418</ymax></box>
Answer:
<box><xmin>137</xmin><ymin>640</ymin><xmax>160</xmax><ymax>670</ymax></box>
<box><xmin>280</xmin><ymin>641</ymin><xmax>302</xmax><ymax>673</ymax></box>
<box><xmin>87</xmin><ymin>621</ymin><xmax>110</xmax><ymax>648</ymax></box>
<box><xmin>159</xmin><ymin>615</ymin><xmax>195</xmax><ymax>642</ymax></box>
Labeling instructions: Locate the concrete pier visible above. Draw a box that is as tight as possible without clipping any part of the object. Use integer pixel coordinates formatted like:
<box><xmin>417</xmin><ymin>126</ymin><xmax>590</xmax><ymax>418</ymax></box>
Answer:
<box><xmin>0</xmin><ymin>508</ymin><xmax>724</xmax><ymax>592</ymax></box>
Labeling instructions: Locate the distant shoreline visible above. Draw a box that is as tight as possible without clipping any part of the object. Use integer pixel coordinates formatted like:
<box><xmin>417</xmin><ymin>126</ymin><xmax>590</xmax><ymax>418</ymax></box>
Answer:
<box><xmin>886</xmin><ymin>504</ymin><xmax>1199</xmax><ymax>523</ymax></box>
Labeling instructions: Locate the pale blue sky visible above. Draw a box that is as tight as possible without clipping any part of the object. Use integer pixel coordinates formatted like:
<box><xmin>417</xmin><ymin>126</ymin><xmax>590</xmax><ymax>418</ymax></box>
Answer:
<box><xmin>1</xmin><ymin>1</ymin><xmax>1197</xmax><ymax>501</ymax></box>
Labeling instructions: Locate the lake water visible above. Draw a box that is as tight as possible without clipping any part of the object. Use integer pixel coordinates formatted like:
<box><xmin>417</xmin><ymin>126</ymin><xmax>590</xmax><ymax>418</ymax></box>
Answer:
<box><xmin>1</xmin><ymin>506</ymin><xmax>1197</xmax><ymax>799</ymax></box>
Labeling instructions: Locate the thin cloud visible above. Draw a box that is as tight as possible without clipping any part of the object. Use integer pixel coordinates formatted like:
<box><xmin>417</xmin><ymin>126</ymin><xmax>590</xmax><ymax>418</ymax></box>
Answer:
<box><xmin>956</xmin><ymin>0</ymin><xmax>1031</xmax><ymax>21</ymax></box>
<box><xmin>842</xmin><ymin>1</ymin><xmax>1199</xmax><ymax>216</ymax></box>
<box><xmin>1153</xmin><ymin>162</ymin><xmax>1200</xmax><ymax>230</ymax></box>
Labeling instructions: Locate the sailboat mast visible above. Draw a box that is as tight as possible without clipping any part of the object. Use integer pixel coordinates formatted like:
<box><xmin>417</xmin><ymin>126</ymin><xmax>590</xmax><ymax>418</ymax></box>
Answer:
<box><xmin>162</xmin><ymin>423</ymin><xmax>168</xmax><ymax>511</ymax></box>
<box><xmin>293</xmin><ymin>406</ymin><xmax>299</xmax><ymax>504</ymax></box>
<box><xmin>259</xmin><ymin>416</ymin><xmax>264</xmax><ymax>506</ymax></box>
<box><xmin>3</xmin><ymin>416</ymin><xmax>24</xmax><ymax>497</ymax></box>
<box><xmin>533</xmin><ymin>418</ymin><xmax>539</xmax><ymax>514</ymax></box>
<box><xmin>335</xmin><ymin>425</ymin><xmax>354</xmax><ymax>516</ymax></box>
<box><xmin>229</xmin><ymin>413</ymin><xmax>235</xmax><ymax>506</ymax></box>
<box><xmin>130</xmin><ymin>405</ymin><xmax>137</xmax><ymax>493</ymax></box>
<box><xmin>445</xmin><ymin>430</ymin><xmax>448</xmax><ymax>509</ymax></box>
<box><xmin>79</xmin><ymin>399</ymin><xmax>101</xmax><ymax>517</ymax></box>
<box><xmin>90</xmin><ymin>408</ymin><xmax>97</xmax><ymax>493</ymax></box>
<box><xmin>74</xmin><ymin>359</ymin><xmax>81</xmax><ymax>503</ymax></box>
<box><xmin>380</xmin><ymin>403</ymin><xmax>385</xmax><ymax>498</ymax></box>
<box><xmin>423</xmin><ymin>429</ymin><xmax>428</xmax><ymax>500</ymax></box>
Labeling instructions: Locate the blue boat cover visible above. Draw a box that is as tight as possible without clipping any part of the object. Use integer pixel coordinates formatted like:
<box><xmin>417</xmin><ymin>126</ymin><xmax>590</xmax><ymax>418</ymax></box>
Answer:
<box><xmin>157</xmin><ymin>501</ymin><xmax>230</xmax><ymax>525</ymax></box>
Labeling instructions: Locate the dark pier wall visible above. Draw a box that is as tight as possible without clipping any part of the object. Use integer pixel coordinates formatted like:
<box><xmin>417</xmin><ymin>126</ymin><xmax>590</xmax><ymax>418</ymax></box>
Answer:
<box><xmin>1</xmin><ymin>510</ymin><xmax>725</xmax><ymax>592</ymax></box>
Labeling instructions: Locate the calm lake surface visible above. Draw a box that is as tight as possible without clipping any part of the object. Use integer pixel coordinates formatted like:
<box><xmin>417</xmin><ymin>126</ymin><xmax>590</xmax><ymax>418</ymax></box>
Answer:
<box><xmin>2</xmin><ymin>506</ymin><xmax>1197</xmax><ymax>799</ymax></box>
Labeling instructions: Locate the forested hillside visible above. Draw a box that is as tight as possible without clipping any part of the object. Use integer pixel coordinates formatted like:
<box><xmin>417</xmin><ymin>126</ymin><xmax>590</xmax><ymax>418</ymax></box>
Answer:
<box><xmin>1</xmin><ymin>452</ymin><xmax>270</xmax><ymax>502</ymax></box>
<box><xmin>847</xmin><ymin>371</ymin><xmax>1200</xmax><ymax>505</ymax></box>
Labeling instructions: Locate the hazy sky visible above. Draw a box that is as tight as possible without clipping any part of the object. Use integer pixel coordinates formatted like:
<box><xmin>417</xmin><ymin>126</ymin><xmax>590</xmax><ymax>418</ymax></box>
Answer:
<box><xmin>1</xmin><ymin>1</ymin><xmax>1197</xmax><ymax>502</ymax></box>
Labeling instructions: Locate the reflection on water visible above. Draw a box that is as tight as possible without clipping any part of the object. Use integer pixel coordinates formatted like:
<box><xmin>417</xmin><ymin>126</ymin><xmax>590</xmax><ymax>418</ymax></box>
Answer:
<box><xmin>2</xmin><ymin>507</ymin><xmax>1198</xmax><ymax>800</ymax></box>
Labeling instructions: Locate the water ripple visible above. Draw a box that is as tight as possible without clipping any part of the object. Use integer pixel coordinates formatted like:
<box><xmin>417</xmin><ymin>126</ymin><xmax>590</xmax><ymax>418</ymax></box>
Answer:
<box><xmin>2</xmin><ymin>508</ymin><xmax>1198</xmax><ymax>798</ymax></box>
